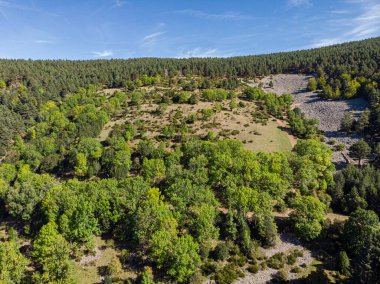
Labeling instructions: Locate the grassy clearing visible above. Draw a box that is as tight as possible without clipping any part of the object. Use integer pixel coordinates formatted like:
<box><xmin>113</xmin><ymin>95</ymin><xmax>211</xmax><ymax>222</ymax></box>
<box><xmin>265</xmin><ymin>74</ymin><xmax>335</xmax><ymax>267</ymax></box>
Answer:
<box><xmin>72</xmin><ymin>237</ymin><xmax>136</xmax><ymax>284</ymax></box>
<box><xmin>240</xmin><ymin>120</ymin><xmax>293</xmax><ymax>153</ymax></box>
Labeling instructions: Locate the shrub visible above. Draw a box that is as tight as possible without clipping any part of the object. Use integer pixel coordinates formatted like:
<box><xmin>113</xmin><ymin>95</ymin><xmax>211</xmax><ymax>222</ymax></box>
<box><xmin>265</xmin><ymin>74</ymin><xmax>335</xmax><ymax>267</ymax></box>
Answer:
<box><xmin>267</xmin><ymin>252</ymin><xmax>286</xmax><ymax>269</ymax></box>
<box><xmin>287</xmin><ymin>254</ymin><xmax>297</xmax><ymax>265</ymax></box>
<box><xmin>214</xmin><ymin>264</ymin><xmax>244</xmax><ymax>284</ymax></box>
<box><xmin>201</xmin><ymin>261</ymin><xmax>218</xmax><ymax>275</ymax></box>
<box><xmin>248</xmin><ymin>264</ymin><xmax>259</xmax><ymax>274</ymax></box>
<box><xmin>275</xmin><ymin>268</ymin><xmax>288</xmax><ymax>282</ymax></box>
<box><xmin>230</xmin><ymin>255</ymin><xmax>247</xmax><ymax>267</ymax></box>
<box><xmin>290</xmin><ymin>266</ymin><xmax>301</xmax><ymax>273</ymax></box>
<box><xmin>214</xmin><ymin>243</ymin><xmax>230</xmax><ymax>261</ymax></box>
<box><xmin>231</xmin><ymin>130</ymin><xmax>240</xmax><ymax>135</ymax></box>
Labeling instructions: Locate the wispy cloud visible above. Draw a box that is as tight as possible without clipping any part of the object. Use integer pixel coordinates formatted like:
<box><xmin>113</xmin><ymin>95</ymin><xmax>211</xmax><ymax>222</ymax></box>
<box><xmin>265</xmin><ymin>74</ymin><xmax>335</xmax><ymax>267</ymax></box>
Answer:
<box><xmin>287</xmin><ymin>0</ymin><xmax>311</xmax><ymax>7</ymax></box>
<box><xmin>173</xmin><ymin>9</ymin><xmax>251</xmax><ymax>21</ymax></box>
<box><xmin>92</xmin><ymin>50</ymin><xmax>113</xmax><ymax>58</ymax></box>
<box><xmin>177</xmin><ymin>48</ymin><xmax>234</xmax><ymax>58</ymax></box>
<box><xmin>306</xmin><ymin>1</ymin><xmax>380</xmax><ymax>48</ymax></box>
<box><xmin>34</xmin><ymin>39</ymin><xmax>54</xmax><ymax>44</ymax></box>
<box><xmin>111</xmin><ymin>0</ymin><xmax>127</xmax><ymax>9</ymax></box>
<box><xmin>141</xmin><ymin>31</ymin><xmax>166</xmax><ymax>47</ymax></box>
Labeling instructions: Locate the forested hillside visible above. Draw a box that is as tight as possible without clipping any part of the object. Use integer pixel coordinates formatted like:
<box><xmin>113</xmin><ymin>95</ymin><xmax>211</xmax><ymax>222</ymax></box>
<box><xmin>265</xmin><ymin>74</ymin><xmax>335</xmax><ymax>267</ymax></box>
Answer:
<box><xmin>0</xmin><ymin>38</ymin><xmax>379</xmax><ymax>284</ymax></box>
<box><xmin>0</xmin><ymin>37</ymin><xmax>379</xmax><ymax>96</ymax></box>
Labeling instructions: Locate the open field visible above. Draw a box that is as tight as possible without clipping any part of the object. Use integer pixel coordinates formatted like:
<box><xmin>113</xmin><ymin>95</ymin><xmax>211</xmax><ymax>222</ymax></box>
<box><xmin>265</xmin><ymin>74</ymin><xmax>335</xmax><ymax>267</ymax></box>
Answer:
<box><xmin>98</xmin><ymin>89</ymin><xmax>295</xmax><ymax>153</ymax></box>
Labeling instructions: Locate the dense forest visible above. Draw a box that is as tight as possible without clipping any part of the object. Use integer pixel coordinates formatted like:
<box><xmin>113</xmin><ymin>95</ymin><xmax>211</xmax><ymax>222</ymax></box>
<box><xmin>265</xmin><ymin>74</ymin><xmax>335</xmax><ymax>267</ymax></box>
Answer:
<box><xmin>0</xmin><ymin>37</ymin><xmax>380</xmax><ymax>284</ymax></box>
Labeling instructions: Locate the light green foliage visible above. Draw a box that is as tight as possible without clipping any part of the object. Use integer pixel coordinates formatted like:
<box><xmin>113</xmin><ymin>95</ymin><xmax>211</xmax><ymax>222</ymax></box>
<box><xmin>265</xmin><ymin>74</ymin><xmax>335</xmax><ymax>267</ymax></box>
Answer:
<box><xmin>134</xmin><ymin>188</ymin><xmax>177</xmax><ymax>246</ymax></box>
<box><xmin>189</xmin><ymin>203</ymin><xmax>219</xmax><ymax>242</ymax></box>
<box><xmin>307</xmin><ymin>77</ymin><xmax>318</xmax><ymax>91</ymax></box>
<box><xmin>290</xmin><ymin>196</ymin><xmax>326</xmax><ymax>240</ymax></box>
<box><xmin>42</xmin><ymin>180</ymin><xmax>100</xmax><ymax>243</ymax></box>
<box><xmin>291</xmin><ymin>139</ymin><xmax>335</xmax><ymax>193</ymax></box>
<box><xmin>201</xmin><ymin>88</ymin><xmax>231</xmax><ymax>101</ymax></box>
<box><xmin>166</xmin><ymin>235</ymin><xmax>200</xmax><ymax>282</ymax></box>
<box><xmin>4</xmin><ymin>164</ymin><xmax>54</xmax><ymax>221</ymax></box>
<box><xmin>0</xmin><ymin>241</ymin><xmax>29</xmax><ymax>283</ymax></box>
<box><xmin>152</xmin><ymin>232</ymin><xmax>200</xmax><ymax>282</ymax></box>
<box><xmin>74</xmin><ymin>152</ymin><xmax>88</xmax><ymax>176</ymax></box>
<box><xmin>288</xmin><ymin>108</ymin><xmax>319</xmax><ymax>139</ymax></box>
<box><xmin>33</xmin><ymin>222</ymin><xmax>72</xmax><ymax>283</ymax></box>
<box><xmin>142</xmin><ymin>158</ymin><xmax>166</xmax><ymax>183</ymax></box>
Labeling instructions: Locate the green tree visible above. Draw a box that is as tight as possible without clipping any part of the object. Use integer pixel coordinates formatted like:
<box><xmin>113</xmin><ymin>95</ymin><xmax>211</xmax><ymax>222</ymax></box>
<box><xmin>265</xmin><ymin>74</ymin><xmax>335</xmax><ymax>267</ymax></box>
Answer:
<box><xmin>338</xmin><ymin>251</ymin><xmax>351</xmax><ymax>276</ymax></box>
<box><xmin>307</xmin><ymin>77</ymin><xmax>318</xmax><ymax>91</ymax></box>
<box><xmin>32</xmin><ymin>221</ymin><xmax>72</xmax><ymax>283</ymax></box>
<box><xmin>290</xmin><ymin>196</ymin><xmax>326</xmax><ymax>240</ymax></box>
<box><xmin>74</xmin><ymin>153</ymin><xmax>88</xmax><ymax>176</ymax></box>
<box><xmin>340</xmin><ymin>112</ymin><xmax>354</xmax><ymax>132</ymax></box>
<box><xmin>189</xmin><ymin>203</ymin><xmax>219</xmax><ymax>242</ymax></box>
<box><xmin>167</xmin><ymin>235</ymin><xmax>200</xmax><ymax>282</ymax></box>
<box><xmin>0</xmin><ymin>241</ymin><xmax>29</xmax><ymax>283</ymax></box>
<box><xmin>349</xmin><ymin>140</ymin><xmax>371</xmax><ymax>166</ymax></box>
<box><xmin>142</xmin><ymin>158</ymin><xmax>166</xmax><ymax>184</ymax></box>
<box><xmin>356</xmin><ymin>108</ymin><xmax>370</xmax><ymax>132</ymax></box>
<box><xmin>343</xmin><ymin>209</ymin><xmax>379</xmax><ymax>256</ymax></box>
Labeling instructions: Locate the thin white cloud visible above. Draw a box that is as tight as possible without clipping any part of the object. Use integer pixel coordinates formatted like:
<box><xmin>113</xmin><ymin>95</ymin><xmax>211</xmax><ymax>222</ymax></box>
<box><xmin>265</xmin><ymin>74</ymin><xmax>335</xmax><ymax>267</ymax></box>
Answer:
<box><xmin>111</xmin><ymin>0</ymin><xmax>127</xmax><ymax>9</ymax></box>
<box><xmin>34</xmin><ymin>39</ymin><xmax>54</xmax><ymax>44</ymax></box>
<box><xmin>174</xmin><ymin>9</ymin><xmax>251</xmax><ymax>21</ymax></box>
<box><xmin>177</xmin><ymin>48</ymin><xmax>234</xmax><ymax>58</ymax></box>
<box><xmin>92</xmin><ymin>50</ymin><xmax>113</xmax><ymax>58</ymax></box>
<box><xmin>306</xmin><ymin>1</ymin><xmax>380</xmax><ymax>48</ymax></box>
<box><xmin>141</xmin><ymin>31</ymin><xmax>166</xmax><ymax>47</ymax></box>
<box><xmin>287</xmin><ymin>0</ymin><xmax>311</xmax><ymax>7</ymax></box>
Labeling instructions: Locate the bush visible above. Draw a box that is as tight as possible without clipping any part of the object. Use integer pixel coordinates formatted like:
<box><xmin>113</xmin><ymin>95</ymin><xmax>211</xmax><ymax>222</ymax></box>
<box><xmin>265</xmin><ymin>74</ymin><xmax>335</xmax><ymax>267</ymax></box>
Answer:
<box><xmin>275</xmin><ymin>269</ymin><xmax>288</xmax><ymax>282</ymax></box>
<box><xmin>334</xmin><ymin>144</ymin><xmax>345</xmax><ymax>151</ymax></box>
<box><xmin>189</xmin><ymin>270</ymin><xmax>206</xmax><ymax>284</ymax></box>
<box><xmin>214</xmin><ymin>264</ymin><xmax>244</xmax><ymax>284</ymax></box>
<box><xmin>287</xmin><ymin>254</ymin><xmax>297</xmax><ymax>265</ymax></box>
<box><xmin>230</xmin><ymin>255</ymin><xmax>247</xmax><ymax>267</ymax></box>
<box><xmin>290</xmin><ymin>266</ymin><xmax>301</xmax><ymax>273</ymax></box>
<box><xmin>225</xmin><ymin>241</ymin><xmax>240</xmax><ymax>256</ymax></box>
<box><xmin>201</xmin><ymin>260</ymin><xmax>218</xmax><ymax>275</ymax></box>
<box><xmin>248</xmin><ymin>264</ymin><xmax>259</xmax><ymax>274</ymax></box>
<box><xmin>214</xmin><ymin>243</ymin><xmax>230</xmax><ymax>261</ymax></box>
<box><xmin>267</xmin><ymin>252</ymin><xmax>286</xmax><ymax>269</ymax></box>
<box><xmin>231</xmin><ymin>130</ymin><xmax>240</xmax><ymax>135</ymax></box>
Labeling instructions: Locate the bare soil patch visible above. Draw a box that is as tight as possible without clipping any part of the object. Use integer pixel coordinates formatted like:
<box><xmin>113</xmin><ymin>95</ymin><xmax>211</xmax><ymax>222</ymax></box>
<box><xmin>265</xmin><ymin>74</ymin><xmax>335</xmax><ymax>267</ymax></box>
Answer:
<box><xmin>234</xmin><ymin>233</ymin><xmax>314</xmax><ymax>284</ymax></box>
<box><xmin>249</xmin><ymin>74</ymin><xmax>368</xmax><ymax>167</ymax></box>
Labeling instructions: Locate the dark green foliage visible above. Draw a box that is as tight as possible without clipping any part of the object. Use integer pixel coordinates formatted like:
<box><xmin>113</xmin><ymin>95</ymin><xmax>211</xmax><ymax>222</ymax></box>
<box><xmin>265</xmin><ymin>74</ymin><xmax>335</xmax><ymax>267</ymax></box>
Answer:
<box><xmin>349</xmin><ymin>139</ymin><xmax>371</xmax><ymax>165</ymax></box>
<box><xmin>213</xmin><ymin>243</ymin><xmax>229</xmax><ymax>261</ymax></box>
<box><xmin>330</xmin><ymin>165</ymin><xmax>380</xmax><ymax>215</ymax></box>
<box><xmin>0</xmin><ymin>106</ymin><xmax>24</xmax><ymax>156</ymax></box>
<box><xmin>343</xmin><ymin>209</ymin><xmax>379</xmax><ymax>256</ymax></box>
<box><xmin>338</xmin><ymin>251</ymin><xmax>351</xmax><ymax>276</ymax></box>
<box><xmin>340</xmin><ymin>112</ymin><xmax>354</xmax><ymax>132</ymax></box>
<box><xmin>343</xmin><ymin>209</ymin><xmax>380</xmax><ymax>283</ymax></box>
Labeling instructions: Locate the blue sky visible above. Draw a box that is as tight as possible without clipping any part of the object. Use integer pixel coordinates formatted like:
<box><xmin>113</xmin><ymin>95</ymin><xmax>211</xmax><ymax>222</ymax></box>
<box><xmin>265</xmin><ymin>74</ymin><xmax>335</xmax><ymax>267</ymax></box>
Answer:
<box><xmin>0</xmin><ymin>0</ymin><xmax>379</xmax><ymax>59</ymax></box>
